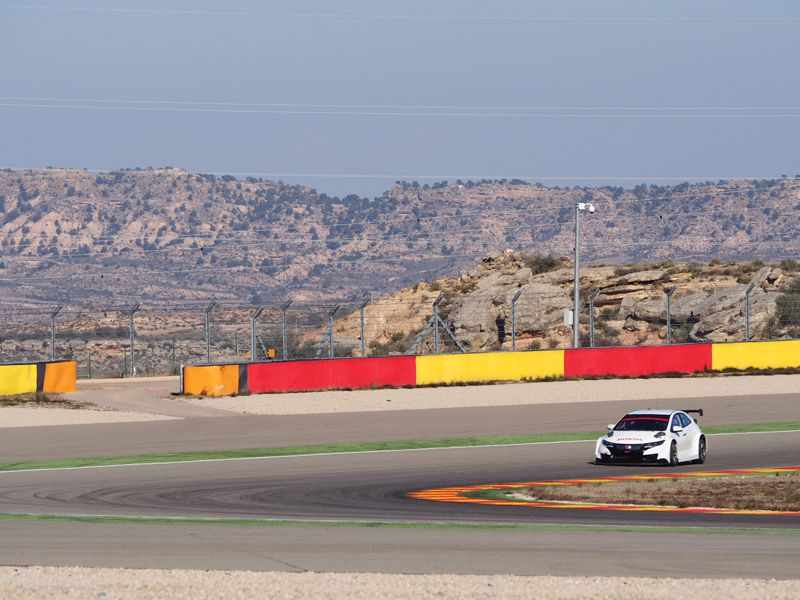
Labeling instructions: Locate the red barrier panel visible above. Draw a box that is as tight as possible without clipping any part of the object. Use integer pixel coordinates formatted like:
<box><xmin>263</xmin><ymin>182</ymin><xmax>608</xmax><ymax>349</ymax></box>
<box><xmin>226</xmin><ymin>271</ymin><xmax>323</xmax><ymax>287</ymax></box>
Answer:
<box><xmin>247</xmin><ymin>356</ymin><xmax>417</xmax><ymax>393</ymax></box>
<box><xmin>564</xmin><ymin>344</ymin><xmax>712</xmax><ymax>378</ymax></box>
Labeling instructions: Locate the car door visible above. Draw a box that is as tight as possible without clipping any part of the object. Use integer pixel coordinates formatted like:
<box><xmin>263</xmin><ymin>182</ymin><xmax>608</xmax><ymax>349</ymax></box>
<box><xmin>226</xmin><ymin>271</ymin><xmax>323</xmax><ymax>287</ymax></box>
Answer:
<box><xmin>670</xmin><ymin>413</ymin><xmax>691</xmax><ymax>460</ymax></box>
<box><xmin>674</xmin><ymin>413</ymin><xmax>693</xmax><ymax>458</ymax></box>
<box><xmin>679</xmin><ymin>412</ymin><xmax>700</xmax><ymax>459</ymax></box>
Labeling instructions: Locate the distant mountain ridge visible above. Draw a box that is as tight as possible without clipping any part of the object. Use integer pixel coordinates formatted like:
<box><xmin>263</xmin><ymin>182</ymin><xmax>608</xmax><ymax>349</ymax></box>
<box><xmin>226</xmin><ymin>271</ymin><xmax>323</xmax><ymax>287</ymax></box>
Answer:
<box><xmin>0</xmin><ymin>168</ymin><xmax>798</xmax><ymax>306</ymax></box>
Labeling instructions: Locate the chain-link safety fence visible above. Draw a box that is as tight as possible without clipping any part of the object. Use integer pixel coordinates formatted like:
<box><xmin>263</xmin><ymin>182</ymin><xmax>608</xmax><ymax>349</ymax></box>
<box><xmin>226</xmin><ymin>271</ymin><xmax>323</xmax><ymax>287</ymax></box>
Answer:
<box><xmin>1</xmin><ymin>275</ymin><xmax>798</xmax><ymax>378</ymax></box>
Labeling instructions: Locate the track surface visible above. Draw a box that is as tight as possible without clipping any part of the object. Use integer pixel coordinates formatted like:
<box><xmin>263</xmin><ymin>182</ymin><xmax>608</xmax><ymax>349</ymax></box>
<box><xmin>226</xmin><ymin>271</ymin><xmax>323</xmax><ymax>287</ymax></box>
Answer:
<box><xmin>1</xmin><ymin>391</ymin><xmax>800</xmax><ymax>576</ymax></box>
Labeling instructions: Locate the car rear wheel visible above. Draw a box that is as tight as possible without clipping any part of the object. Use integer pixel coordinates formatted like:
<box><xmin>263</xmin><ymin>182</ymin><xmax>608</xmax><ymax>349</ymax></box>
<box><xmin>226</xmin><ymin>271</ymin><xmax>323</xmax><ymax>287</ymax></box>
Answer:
<box><xmin>693</xmin><ymin>437</ymin><xmax>707</xmax><ymax>464</ymax></box>
<box><xmin>668</xmin><ymin>441</ymin><xmax>679</xmax><ymax>467</ymax></box>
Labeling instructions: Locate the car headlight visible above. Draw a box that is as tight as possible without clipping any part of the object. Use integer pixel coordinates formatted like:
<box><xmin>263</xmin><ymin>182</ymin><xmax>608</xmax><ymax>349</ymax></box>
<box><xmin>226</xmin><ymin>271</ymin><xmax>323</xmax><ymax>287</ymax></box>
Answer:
<box><xmin>642</xmin><ymin>441</ymin><xmax>665</xmax><ymax>450</ymax></box>
<box><xmin>601</xmin><ymin>439</ymin><xmax>615</xmax><ymax>448</ymax></box>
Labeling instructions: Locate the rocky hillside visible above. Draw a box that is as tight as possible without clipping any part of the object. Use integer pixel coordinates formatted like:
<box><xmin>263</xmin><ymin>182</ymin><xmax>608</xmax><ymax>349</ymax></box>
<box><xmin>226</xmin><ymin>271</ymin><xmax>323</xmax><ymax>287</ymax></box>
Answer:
<box><xmin>0</xmin><ymin>168</ymin><xmax>799</xmax><ymax>308</ymax></box>
<box><xmin>332</xmin><ymin>253</ymin><xmax>800</xmax><ymax>355</ymax></box>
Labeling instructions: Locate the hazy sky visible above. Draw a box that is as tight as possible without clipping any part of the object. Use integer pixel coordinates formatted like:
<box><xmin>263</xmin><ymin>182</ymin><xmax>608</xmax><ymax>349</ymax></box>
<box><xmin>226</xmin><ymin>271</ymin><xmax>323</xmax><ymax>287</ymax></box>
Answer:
<box><xmin>1</xmin><ymin>0</ymin><xmax>799</xmax><ymax>197</ymax></box>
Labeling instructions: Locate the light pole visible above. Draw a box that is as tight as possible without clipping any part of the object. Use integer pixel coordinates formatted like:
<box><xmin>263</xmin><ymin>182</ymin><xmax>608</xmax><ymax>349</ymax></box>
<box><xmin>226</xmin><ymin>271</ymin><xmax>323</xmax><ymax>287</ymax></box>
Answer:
<box><xmin>744</xmin><ymin>282</ymin><xmax>756</xmax><ymax>341</ymax></box>
<box><xmin>49</xmin><ymin>305</ymin><xmax>62</xmax><ymax>360</ymax></box>
<box><xmin>665</xmin><ymin>286</ymin><xmax>677</xmax><ymax>345</ymax></box>
<box><xmin>251</xmin><ymin>306</ymin><xmax>265</xmax><ymax>361</ymax></box>
<box><xmin>511</xmin><ymin>289</ymin><xmax>522</xmax><ymax>351</ymax></box>
<box><xmin>359</xmin><ymin>296</ymin><xmax>371</xmax><ymax>357</ymax></box>
<box><xmin>128</xmin><ymin>303</ymin><xmax>140</xmax><ymax>377</ymax></box>
<box><xmin>204</xmin><ymin>301</ymin><xmax>216</xmax><ymax>363</ymax></box>
<box><xmin>588</xmin><ymin>289</ymin><xmax>600</xmax><ymax>348</ymax></box>
<box><xmin>573</xmin><ymin>202</ymin><xmax>596</xmax><ymax>348</ymax></box>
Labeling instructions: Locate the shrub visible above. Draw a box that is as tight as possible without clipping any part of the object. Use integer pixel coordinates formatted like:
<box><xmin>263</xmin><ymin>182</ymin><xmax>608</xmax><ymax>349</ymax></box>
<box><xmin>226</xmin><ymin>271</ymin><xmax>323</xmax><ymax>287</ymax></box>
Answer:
<box><xmin>520</xmin><ymin>253</ymin><xmax>560</xmax><ymax>275</ymax></box>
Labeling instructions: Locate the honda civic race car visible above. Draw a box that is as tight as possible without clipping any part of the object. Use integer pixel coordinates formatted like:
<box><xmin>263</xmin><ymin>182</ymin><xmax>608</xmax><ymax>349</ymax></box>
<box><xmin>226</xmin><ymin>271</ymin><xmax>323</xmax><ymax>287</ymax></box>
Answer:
<box><xmin>594</xmin><ymin>409</ymin><xmax>707</xmax><ymax>466</ymax></box>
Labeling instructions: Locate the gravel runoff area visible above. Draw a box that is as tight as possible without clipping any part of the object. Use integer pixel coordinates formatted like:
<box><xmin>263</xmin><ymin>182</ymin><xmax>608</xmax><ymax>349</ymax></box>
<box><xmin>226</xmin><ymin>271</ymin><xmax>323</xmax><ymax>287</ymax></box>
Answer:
<box><xmin>184</xmin><ymin>373</ymin><xmax>800</xmax><ymax>415</ymax></box>
<box><xmin>1</xmin><ymin>568</ymin><xmax>799</xmax><ymax>600</ymax></box>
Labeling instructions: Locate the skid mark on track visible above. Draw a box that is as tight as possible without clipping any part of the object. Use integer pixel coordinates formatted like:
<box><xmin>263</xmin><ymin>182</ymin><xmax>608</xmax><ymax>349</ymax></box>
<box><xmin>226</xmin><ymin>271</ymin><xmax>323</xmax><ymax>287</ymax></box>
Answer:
<box><xmin>408</xmin><ymin>466</ymin><xmax>800</xmax><ymax>516</ymax></box>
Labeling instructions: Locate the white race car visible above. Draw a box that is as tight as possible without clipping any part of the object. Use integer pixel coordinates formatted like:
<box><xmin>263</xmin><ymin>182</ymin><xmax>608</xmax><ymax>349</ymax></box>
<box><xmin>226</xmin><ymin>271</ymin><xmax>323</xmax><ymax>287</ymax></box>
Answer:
<box><xmin>595</xmin><ymin>409</ymin><xmax>707</xmax><ymax>466</ymax></box>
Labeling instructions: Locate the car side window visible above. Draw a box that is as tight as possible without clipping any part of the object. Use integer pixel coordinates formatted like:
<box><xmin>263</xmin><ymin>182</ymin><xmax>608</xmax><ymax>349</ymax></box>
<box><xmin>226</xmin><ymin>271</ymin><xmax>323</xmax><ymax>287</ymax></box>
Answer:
<box><xmin>670</xmin><ymin>416</ymin><xmax>681</xmax><ymax>431</ymax></box>
<box><xmin>680</xmin><ymin>413</ymin><xmax>691</xmax><ymax>427</ymax></box>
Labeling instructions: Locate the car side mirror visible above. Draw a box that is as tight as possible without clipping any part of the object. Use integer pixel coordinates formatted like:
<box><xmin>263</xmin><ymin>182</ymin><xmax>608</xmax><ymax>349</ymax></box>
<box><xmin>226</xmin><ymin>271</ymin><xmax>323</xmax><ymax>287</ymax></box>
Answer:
<box><xmin>672</xmin><ymin>425</ymin><xmax>684</xmax><ymax>433</ymax></box>
<box><xmin>607</xmin><ymin>424</ymin><xmax>614</xmax><ymax>430</ymax></box>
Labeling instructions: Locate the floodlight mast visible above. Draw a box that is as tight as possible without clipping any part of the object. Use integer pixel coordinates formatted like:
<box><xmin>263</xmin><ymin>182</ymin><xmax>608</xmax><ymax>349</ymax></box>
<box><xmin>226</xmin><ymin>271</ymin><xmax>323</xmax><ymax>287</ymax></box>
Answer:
<box><xmin>573</xmin><ymin>202</ymin><xmax>596</xmax><ymax>348</ymax></box>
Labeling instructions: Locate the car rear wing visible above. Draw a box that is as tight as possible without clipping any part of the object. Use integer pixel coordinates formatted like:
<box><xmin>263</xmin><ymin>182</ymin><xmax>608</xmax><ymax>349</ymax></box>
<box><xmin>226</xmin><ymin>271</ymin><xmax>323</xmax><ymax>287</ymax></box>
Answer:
<box><xmin>683</xmin><ymin>408</ymin><xmax>704</xmax><ymax>417</ymax></box>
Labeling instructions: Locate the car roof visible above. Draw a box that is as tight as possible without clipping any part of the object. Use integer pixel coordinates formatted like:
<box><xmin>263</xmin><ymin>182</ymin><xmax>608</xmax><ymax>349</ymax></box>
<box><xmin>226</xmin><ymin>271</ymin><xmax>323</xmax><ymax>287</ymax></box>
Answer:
<box><xmin>624</xmin><ymin>409</ymin><xmax>679</xmax><ymax>416</ymax></box>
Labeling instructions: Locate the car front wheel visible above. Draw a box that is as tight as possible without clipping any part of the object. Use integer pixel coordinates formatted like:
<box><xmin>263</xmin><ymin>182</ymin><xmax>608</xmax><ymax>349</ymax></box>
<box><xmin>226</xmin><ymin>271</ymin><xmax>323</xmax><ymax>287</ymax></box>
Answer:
<box><xmin>693</xmin><ymin>437</ymin><xmax>707</xmax><ymax>464</ymax></box>
<box><xmin>668</xmin><ymin>441</ymin><xmax>679</xmax><ymax>467</ymax></box>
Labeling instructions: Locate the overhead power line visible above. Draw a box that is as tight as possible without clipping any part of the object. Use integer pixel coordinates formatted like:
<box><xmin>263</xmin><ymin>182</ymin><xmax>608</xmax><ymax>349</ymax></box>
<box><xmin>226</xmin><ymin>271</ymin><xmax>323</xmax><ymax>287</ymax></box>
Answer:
<box><xmin>3</xmin><ymin>101</ymin><xmax>800</xmax><ymax>119</ymax></box>
<box><xmin>1</xmin><ymin>6</ymin><xmax>798</xmax><ymax>22</ymax></box>
<box><xmin>4</xmin><ymin>96</ymin><xmax>800</xmax><ymax>112</ymax></box>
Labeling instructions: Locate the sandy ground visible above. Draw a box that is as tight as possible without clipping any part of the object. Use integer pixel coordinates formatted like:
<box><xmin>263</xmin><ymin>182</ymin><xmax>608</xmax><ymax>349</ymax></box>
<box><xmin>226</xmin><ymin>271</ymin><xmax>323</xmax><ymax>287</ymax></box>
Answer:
<box><xmin>0</xmin><ymin>407</ymin><xmax>176</xmax><ymax>428</ymax></box>
<box><xmin>0</xmin><ymin>568</ymin><xmax>797</xmax><ymax>599</ymax></box>
<box><xmin>184</xmin><ymin>373</ymin><xmax>800</xmax><ymax>415</ymax></box>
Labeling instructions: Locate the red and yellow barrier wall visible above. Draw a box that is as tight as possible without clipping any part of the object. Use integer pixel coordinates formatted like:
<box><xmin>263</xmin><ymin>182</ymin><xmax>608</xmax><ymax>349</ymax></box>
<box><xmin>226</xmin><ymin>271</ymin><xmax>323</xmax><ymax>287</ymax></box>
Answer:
<box><xmin>181</xmin><ymin>339</ymin><xmax>800</xmax><ymax>396</ymax></box>
<box><xmin>0</xmin><ymin>360</ymin><xmax>77</xmax><ymax>395</ymax></box>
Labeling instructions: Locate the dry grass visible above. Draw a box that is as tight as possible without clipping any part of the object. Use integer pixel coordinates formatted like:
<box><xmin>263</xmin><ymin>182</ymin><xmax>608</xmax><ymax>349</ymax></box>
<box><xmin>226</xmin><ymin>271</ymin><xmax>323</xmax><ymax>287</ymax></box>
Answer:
<box><xmin>515</xmin><ymin>473</ymin><xmax>800</xmax><ymax>511</ymax></box>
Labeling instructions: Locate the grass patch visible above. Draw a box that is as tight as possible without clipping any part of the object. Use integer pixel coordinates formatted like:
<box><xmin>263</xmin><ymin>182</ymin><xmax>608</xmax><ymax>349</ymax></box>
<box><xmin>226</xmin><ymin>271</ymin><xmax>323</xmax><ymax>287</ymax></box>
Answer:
<box><xmin>0</xmin><ymin>512</ymin><xmax>797</xmax><ymax>536</ymax></box>
<box><xmin>0</xmin><ymin>392</ymin><xmax>88</xmax><ymax>409</ymax></box>
<box><xmin>0</xmin><ymin>422</ymin><xmax>798</xmax><ymax>473</ymax></box>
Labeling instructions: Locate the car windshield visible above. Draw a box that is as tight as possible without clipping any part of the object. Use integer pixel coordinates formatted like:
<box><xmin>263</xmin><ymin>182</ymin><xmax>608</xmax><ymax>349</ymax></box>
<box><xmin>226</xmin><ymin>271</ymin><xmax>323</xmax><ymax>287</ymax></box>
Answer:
<box><xmin>613</xmin><ymin>415</ymin><xmax>669</xmax><ymax>432</ymax></box>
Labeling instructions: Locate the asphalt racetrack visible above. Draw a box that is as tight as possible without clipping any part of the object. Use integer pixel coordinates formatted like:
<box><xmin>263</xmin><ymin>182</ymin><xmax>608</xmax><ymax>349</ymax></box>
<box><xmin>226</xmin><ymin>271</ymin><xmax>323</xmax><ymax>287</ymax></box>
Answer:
<box><xmin>1</xmin><ymin>390</ymin><xmax>800</xmax><ymax>577</ymax></box>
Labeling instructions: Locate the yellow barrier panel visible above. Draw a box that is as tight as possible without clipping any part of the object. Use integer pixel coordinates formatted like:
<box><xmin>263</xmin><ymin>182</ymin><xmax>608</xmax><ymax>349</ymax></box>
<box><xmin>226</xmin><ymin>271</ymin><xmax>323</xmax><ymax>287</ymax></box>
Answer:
<box><xmin>712</xmin><ymin>340</ymin><xmax>800</xmax><ymax>371</ymax></box>
<box><xmin>416</xmin><ymin>350</ymin><xmax>565</xmax><ymax>386</ymax></box>
<box><xmin>0</xmin><ymin>364</ymin><xmax>38</xmax><ymax>395</ymax></box>
<box><xmin>183</xmin><ymin>365</ymin><xmax>240</xmax><ymax>396</ymax></box>
<box><xmin>43</xmin><ymin>361</ymin><xmax>77</xmax><ymax>393</ymax></box>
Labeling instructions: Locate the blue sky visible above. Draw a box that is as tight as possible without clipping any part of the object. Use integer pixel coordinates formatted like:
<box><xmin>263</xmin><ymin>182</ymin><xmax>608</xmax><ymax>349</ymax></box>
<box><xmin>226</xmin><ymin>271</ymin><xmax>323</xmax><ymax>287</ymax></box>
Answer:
<box><xmin>1</xmin><ymin>0</ymin><xmax>798</xmax><ymax>196</ymax></box>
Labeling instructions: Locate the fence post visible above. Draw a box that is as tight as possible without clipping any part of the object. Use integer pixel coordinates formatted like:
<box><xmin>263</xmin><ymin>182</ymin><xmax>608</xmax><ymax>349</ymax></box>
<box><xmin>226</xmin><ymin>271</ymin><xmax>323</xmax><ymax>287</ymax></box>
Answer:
<box><xmin>327</xmin><ymin>305</ymin><xmax>340</xmax><ymax>358</ymax></box>
<box><xmin>204</xmin><ymin>301</ymin><xmax>216</xmax><ymax>363</ymax></box>
<box><xmin>359</xmin><ymin>296</ymin><xmax>370</xmax><ymax>357</ymax></box>
<box><xmin>511</xmin><ymin>290</ymin><xmax>522</xmax><ymax>351</ymax></box>
<box><xmin>128</xmin><ymin>303</ymin><xmax>140</xmax><ymax>377</ymax></box>
<box><xmin>49</xmin><ymin>305</ymin><xmax>62</xmax><ymax>360</ymax></box>
<box><xmin>744</xmin><ymin>282</ymin><xmax>756</xmax><ymax>341</ymax></box>
<box><xmin>665</xmin><ymin>286</ymin><xmax>677</xmax><ymax>344</ymax></box>
<box><xmin>251</xmin><ymin>306</ymin><xmax>265</xmax><ymax>361</ymax></box>
<box><xmin>280</xmin><ymin>300</ymin><xmax>292</xmax><ymax>359</ymax></box>
<box><xmin>588</xmin><ymin>289</ymin><xmax>600</xmax><ymax>348</ymax></box>
<box><xmin>433</xmin><ymin>295</ymin><xmax>444</xmax><ymax>354</ymax></box>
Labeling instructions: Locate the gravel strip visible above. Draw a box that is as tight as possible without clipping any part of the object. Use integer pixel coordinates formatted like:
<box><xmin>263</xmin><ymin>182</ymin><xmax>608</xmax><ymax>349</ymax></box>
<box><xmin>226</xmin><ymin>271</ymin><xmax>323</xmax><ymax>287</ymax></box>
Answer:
<box><xmin>184</xmin><ymin>374</ymin><xmax>800</xmax><ymax>415</ymax></box>
<box><xmin>0</xmin><ymin>567</ymin><xmax>798</xmax><ymax>599</ymax></box>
